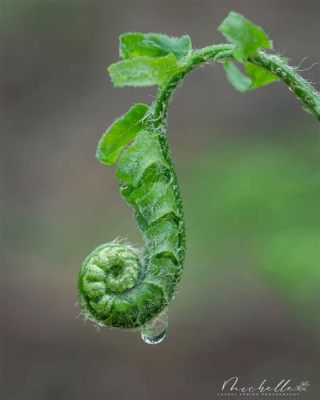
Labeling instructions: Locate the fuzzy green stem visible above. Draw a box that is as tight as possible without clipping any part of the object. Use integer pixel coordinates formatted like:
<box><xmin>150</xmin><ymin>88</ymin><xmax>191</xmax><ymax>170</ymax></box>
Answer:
<box><xmin>154</xmin><ymin>44</ymin><xmax>320</xmax><ymax>121</ymax></box>
<box><xmin>147</xmin><ymin>46</ymin><xmax>320</xmax><ymax>314</ymax></box>
<box><xmin>253</xmin><ymin>51</ymin><xmax>320</xmax><ymax>121</ymax></box>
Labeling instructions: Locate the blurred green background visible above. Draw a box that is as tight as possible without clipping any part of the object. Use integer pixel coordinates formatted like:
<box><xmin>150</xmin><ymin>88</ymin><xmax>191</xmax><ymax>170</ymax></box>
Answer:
<box><xmin>1</xmin><ymin>1</ymin><xmax>319</xmax><ymax>399</ymax></box>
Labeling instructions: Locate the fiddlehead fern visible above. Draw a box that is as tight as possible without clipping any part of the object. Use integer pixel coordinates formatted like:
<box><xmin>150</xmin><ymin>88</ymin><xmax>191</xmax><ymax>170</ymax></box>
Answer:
<box><xmin>78</xmin><ymin>12</ymin><xmax>320</xmax><ymax>343</ymax></box>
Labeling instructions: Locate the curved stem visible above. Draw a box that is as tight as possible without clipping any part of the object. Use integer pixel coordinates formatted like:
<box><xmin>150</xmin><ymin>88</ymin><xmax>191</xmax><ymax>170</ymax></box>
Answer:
<box><xmin>254</xmin><ymin>52</ymin><xmax>320</xmax><ymax>121</ymax></box>
<box><xmin>148</xmin><ymin>45</ymin><xmax>238</xmax><ymax>261</ymax></box>
<box><xmin>155</xmin><ymin>44</ymin><xmax>320</xmax><ymax>121</ymax></box>
<box><xmin>148</xmin><ymin>45</ymin><xmax>320</xmax><ymax>304</ymax></box>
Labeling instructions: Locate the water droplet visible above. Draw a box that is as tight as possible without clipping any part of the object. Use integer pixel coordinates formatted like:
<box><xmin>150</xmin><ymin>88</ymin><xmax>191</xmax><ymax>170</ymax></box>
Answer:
<box><xmin>141</xmin><ymin>330</ymin><xmax>167</xmax><ymax>345</ymax></box>
<box><xmin>140</xmin><ymin>307</ymin><xmax>169</xmax><ymax>345</ymax></box>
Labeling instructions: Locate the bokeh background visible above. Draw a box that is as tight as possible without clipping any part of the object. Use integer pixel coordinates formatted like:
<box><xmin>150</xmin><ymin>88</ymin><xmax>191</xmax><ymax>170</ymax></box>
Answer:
<box><xmin>1</xmin><ymin>1</ymin><xmax>320</xmax><ymax>399</ymax></box>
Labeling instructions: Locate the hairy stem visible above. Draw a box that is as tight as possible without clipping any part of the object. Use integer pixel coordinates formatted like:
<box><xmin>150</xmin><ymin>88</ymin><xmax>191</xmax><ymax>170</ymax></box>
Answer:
<box><xmin>148</xmin><ymin>45</ymin><xmax>320</xmax><ymax>277</ymax></box>
<box><xmin>253</xmin><ymin>51</ymin><xmax>320</xmax><ymax>121</ymax></box>
<box><xmin>155</xmin><ymin>44</ymin><xmax>320</xmax><ymax>122</ymax></box>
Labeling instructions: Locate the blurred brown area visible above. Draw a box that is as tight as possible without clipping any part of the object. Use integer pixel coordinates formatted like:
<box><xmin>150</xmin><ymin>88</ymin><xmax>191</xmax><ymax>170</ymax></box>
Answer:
<box><xmin>1</xmin><ymin>1</ymin><xmax>320</xmax><ymax>399</ymax></box>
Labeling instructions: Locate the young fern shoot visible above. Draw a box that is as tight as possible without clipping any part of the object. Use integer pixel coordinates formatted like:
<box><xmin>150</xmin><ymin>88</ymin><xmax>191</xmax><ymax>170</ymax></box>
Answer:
<box><xmin>78</xmin><ymin>12</ymin><xmax>320</xmax><ymax>344</ymax></box>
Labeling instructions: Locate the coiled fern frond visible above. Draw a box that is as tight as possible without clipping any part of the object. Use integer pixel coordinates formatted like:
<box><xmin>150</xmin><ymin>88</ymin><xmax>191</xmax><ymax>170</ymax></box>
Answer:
<box><xmin>78</xmin><ymin>12</ymin><xmax>320</xmax><ymax>342</ymax></box>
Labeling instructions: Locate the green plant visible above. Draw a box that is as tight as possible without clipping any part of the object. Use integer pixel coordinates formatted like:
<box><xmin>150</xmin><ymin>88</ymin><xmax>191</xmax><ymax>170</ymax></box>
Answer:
<box><xmin>78</xmin><ymin>12</ymin><xmax>320</xmax><ymax>343</ymax></box>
